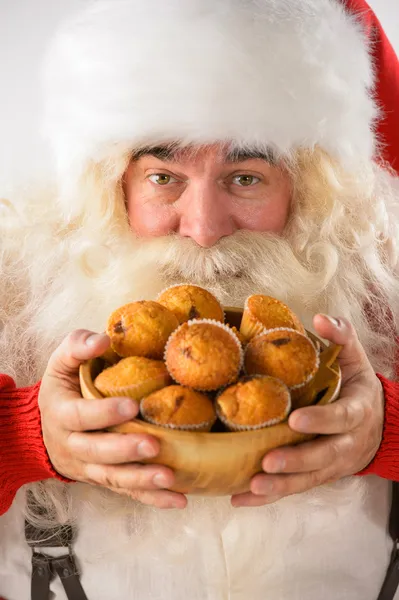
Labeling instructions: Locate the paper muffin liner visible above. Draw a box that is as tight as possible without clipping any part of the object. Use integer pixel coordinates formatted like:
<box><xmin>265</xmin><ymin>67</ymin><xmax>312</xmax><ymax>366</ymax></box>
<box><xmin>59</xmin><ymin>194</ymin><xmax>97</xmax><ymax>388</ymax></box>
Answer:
<box><xmin>156</xmin><ymin>283</ymin><xmax>225</xmax><ymax>323</ymax></box>
<box><xmin>239</xmin><ymin>296</ymin><xmax>267</xmax><ymax>341</ymax></box>
<box><xmin>244</xmin><ymin>327</ymin><xmax>320</xmax><ymax>392</ymax></box>
<box><xmin>164</xmin><ymin>318</ymin><xmax>244</xmax><ymax>391</ymax></box>
<box><xmin>94</xmin><ymin>373</ymin><xmax>170</xmax><ymax>401</ymax></box>
<box><xmin>215</xmin><ymin>375</ymin><xmax>291</xmax><ymax>431</ymax></box>
<box><xmin>240</xmin><ymin>295</ymin><xmax>306</xmax><ymax>341</ymax></box>
<box><xmin>140</xmin><ymin>399</ymin><xmax>216</xmax><ymax>432</ymax></box>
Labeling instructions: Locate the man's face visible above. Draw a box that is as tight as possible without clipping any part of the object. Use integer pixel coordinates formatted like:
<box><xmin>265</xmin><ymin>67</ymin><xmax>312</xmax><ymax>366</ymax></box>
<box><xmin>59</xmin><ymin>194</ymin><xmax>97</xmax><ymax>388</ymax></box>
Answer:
<box><xmin>124</xmin><ymin>144</ymin><xmax>292</xmax><ymax>247</ymax></box>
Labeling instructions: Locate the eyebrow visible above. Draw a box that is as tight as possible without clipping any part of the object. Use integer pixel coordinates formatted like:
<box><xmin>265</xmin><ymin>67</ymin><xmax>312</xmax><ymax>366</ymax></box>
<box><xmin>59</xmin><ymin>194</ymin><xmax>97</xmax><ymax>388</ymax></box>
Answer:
<box><xmin>225</xmin><ymin>147</ymin><xmax>276</xmax><ymax>164</ymax></box>
<box><xmin>132</xmin><ymin>145</ymin><xmax>179</xmax><ymax>161</ymax></box>
<box><xmin>132</xmin><ymin>144</ymin><xmax>276</xmax><ymax>164</ymax></box>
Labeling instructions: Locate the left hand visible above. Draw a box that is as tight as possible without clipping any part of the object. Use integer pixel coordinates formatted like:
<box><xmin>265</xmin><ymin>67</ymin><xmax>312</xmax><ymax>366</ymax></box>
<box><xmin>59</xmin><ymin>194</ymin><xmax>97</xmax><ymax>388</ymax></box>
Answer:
<box><xmin>231</xmin><ymin>314</ymin><xmax>384</xmax><ymax>508</ymax></box>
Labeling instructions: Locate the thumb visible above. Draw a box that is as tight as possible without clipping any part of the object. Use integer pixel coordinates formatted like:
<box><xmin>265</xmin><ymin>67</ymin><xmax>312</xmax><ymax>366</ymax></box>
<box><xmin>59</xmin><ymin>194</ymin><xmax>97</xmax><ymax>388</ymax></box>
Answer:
<box><xmin>313</xmin><ymin>314</ymin><xmax>369</xmax><ymax>382</ymax></box>
<box><xmin>47</xmin><ymin>329</ymin><xmax>110</xmax><ymax>377</ymax></box>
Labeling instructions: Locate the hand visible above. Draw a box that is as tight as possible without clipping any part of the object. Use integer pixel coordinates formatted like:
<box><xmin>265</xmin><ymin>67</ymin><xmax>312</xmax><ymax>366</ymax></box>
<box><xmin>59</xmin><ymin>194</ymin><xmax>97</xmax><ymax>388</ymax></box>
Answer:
<box><xmin>231</xmin><ymin>315</ymin><xmax>384</xmax><ymax>508</ymax></box>
<box><xmin>38</xmin><ymin>329</ymin><xmax>187</xmax><ymax>509</ymax></box>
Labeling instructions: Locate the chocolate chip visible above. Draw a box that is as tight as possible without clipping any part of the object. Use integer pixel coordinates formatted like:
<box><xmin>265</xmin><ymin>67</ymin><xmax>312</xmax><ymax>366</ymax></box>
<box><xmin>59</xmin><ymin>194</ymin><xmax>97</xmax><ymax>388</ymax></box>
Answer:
<box><xmin>113</xmin><ymin>320</ymin><xmax>125</xmax><ymax>334</ymax></box>
<box><xmin>181</xmin><ymin>346</ymin><xmax>193</xmax><ymax>359</ymax></box>
<box><xmin>271</xmin><ymin>338</ymin><xmax>291</xmax><ymax>347</ymax></box>
<box><xmin>188</xmin><ymin>305</ymin><xmax>200</xmax><ymax>319</ymax></box>
<box><xmin>174</xmin><ymin>395</ymin><xmax>184</xmax><ymax>409</ymax></box>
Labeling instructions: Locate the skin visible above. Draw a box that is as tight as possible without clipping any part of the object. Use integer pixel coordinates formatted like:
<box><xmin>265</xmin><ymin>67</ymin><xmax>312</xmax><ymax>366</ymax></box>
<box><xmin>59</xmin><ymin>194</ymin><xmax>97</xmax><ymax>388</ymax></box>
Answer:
<box><xmin>39</xmin><ymin>144</ymin><xmax>384</xmax><ymax>509</ymax></box>
<box><xmin>124</xmin><ymin>145</ymin><xmax>292</xmax><ymax>246</ymax></box>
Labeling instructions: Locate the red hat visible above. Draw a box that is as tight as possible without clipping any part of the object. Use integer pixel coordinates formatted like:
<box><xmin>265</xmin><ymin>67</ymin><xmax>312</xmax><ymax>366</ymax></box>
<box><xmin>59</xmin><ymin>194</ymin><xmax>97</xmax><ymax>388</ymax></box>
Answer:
<box><xmin>341</xmin><ymin>0</ymin><xmax>399</xmax><ymax>174</ymax></box>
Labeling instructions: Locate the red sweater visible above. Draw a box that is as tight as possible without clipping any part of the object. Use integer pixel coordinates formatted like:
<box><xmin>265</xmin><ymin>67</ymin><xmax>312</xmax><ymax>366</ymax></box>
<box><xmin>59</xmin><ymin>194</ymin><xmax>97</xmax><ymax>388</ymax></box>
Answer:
<box><xmin>1</xmin><ymin>372</ymin><xmax>399</xmax><ymax>516</ymax></box>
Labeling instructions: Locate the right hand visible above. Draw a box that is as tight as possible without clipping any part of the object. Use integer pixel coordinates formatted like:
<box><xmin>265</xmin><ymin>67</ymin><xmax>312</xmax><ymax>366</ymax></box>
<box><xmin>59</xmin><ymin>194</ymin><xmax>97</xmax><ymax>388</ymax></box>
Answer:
<box><xmin>38</xmin><ymin>329</ymin><xmax>187</xmax><ymax>509</ymax></box>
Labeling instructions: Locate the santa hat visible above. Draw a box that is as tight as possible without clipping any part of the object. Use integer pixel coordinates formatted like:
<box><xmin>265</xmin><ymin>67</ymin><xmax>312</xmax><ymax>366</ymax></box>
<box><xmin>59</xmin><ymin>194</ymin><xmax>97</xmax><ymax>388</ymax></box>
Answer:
<box><xmin>42</xmin><ymin>0</ymin><xmax>399</xmax><ymax>193</ymax></box>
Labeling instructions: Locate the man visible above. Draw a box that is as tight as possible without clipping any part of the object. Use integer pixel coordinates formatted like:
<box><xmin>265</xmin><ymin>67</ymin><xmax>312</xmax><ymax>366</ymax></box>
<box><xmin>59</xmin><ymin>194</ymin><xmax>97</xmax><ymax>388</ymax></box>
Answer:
<box><xmin>1</xmin><ymin>0</ymin><xmax>399</xmax><ymax>598</ymax></box>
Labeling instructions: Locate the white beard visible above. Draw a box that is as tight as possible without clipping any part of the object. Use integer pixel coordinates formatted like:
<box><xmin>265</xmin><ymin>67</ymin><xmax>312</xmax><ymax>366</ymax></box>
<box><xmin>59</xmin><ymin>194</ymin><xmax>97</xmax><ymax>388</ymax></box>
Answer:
<box><xmin>4</xmin><ymin>226</ymin><xmax>394</xmax><ymax>384</ymax></box>
<box><xmin>0</xmin><ymin>210</ymin><xmax>397</xmax><ymax>600</ymax></box>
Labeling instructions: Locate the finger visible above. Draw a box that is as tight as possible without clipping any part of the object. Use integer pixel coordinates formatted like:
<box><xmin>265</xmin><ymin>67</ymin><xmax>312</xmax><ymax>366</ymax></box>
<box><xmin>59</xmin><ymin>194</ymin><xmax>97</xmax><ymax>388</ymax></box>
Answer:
<box><xmin>83</xmin><ymin>462</ymin><xmax>176</xmax><ymax>491</ymax></box>
<box><xmin>262</xmin><ymin>433</ymin><xmax>353</xmax><ymax>474</ymax></box>
<box><xmin>250</xmin><ymin>469</ymin><xmax>336</xmax><ymax>498</ymax></box>
<box><xmin>47</xmin><ymin>329</ymin><xmax>110</xmax><ymax>376</ymax></box>
<box><xmin>231</xmin><ymin>492</ymin><xmax>282</xmax><ymax>508</ymax></box>
<box><xmin>288</xmin><ymin>392</ymin><xmax>366</xmax><ymax>434</ymax></box>
<box><xmin>57</xmin><ymin>395</ymin><xmax>139</xmax><ymax>432</ymax></box>
<box><xmin>114</xmin><ymin>488</ymin><xmax>187</xmax><ymax>510</ymax></box>
<box><xmin>313</xmin><ymin>315</ymin><xmax>368</xmax><ymax>381</ymax></box>
<box><xmin>67</xmin><ymin>431</ymin><xmax>161</xmax><ymax>464</ymax></box>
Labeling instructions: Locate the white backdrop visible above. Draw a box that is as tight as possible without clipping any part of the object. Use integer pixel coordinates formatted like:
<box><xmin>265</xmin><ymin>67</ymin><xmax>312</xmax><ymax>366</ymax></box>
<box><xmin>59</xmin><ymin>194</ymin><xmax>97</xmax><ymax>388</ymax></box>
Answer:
<box><xmin>0</xmin><ymin>0</ymin><xmax>398</xmax><ymax>186</ymax></box>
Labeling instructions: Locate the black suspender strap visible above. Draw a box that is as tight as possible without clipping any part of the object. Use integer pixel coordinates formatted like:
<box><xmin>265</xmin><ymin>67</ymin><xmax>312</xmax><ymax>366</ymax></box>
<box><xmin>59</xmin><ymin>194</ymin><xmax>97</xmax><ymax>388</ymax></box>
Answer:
<box><xmin>30</xmin><ymin>550</ymin><xmax>89</xmax><ymax>600</ymax></box>
<box><xmin>23</xmin><ymin>481</ymin><xmax>399</xmax><ymax>600</ymax></box>
<box><xmin>24</xmin><ymin>492</ymin><xmax>88</xmax><ymax>600</ymax></box>
<box><xmin>377</xmin><ymin>482</ymin><xmax>399</xmax><ymax>600</ymax></box>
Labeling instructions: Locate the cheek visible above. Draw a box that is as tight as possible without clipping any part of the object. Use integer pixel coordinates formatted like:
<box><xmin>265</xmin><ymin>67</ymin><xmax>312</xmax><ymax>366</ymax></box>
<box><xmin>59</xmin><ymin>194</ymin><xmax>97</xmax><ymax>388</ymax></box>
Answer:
<box><xmin>128</xmin><ymin>203</ymin><xmax>177</xmax><ymax>237</ymax></box>
<box><xmin>233</xmin><ymin>189</ymin><xmax>291</xmax><ymax>234</ymax></box>
<box><xmin>124</xmin><ymin>165</ymin><xmax>178</xmax><ymax>237</ymax></box>
<box><xmin>127</xmin><ymin>196</ymin><xmax>178</xmax><ymax>237</ymax></box>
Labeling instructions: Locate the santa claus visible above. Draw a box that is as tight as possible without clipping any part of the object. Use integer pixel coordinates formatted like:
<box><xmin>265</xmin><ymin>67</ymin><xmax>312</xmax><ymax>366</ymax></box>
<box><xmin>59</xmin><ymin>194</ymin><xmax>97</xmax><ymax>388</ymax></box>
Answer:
<box><xmin>1</xmin><ymin>0</ymin><xmax>399</xmax><ymax>598</ymax></box>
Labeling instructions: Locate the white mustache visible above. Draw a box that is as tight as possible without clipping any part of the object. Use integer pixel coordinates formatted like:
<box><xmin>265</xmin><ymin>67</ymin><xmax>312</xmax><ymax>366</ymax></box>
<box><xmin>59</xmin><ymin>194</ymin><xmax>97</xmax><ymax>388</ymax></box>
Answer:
<box><xmin>140</xmin><ymin>230</ymin><xmax>284</xmax><ymax>281</ymax></box>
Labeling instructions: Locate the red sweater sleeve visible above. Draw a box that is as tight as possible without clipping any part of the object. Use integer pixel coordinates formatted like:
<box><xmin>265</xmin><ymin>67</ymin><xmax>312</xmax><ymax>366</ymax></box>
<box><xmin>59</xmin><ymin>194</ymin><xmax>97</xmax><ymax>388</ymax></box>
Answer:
<box><xmin>358</xmin><ymin>374</ymin><xmax>399</xmax><ymax>479</ymax></box>
<box><xmin>0</xmin><ymin>374</ymin><xmax>67</xmax><ymax>516</ymax></box>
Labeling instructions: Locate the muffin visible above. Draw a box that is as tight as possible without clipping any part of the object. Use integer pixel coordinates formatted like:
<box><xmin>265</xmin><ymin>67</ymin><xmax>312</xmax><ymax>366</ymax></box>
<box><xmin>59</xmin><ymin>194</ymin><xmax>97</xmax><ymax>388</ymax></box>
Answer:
<box><xmin>157</xmin><ymin>284</ymin><xmax>224</xmax><ymax>324</ymax></box>
<box><xmin>106</xmin><ymin>301</ymin><xmax>179</xmax><ymax>359</ymax></box>
<box><xmin>165</xmin><ymin>319</ymin><xmax>243</xmax><ymax>391</ymax></box>
<box><xmin>230</xmin><ymin>326</ymin><xmax>246</xmax><ymax>346</ymax></box>
<box><xmin>101</xmin><ymin>346</ymin><xmax>120</xmax><ymax>366</ymax></box>
<box><xmin>94</xmin><ymin>356</ymin><xmax>171</xmax><ymax>400</ymax></box>
<box><xmin>240</xmin><ymin>295</ymin><xmax>305</xmax><ymax>341</ymax></box>
<box><xmin>216</xmin><ymin>375</ymin><xmax>291</xmax><ymax>431</ymax></box>
<box><xmin>244</xmin><ymin>328</ymin><xmax>319</xmax><ymax>392</ymax></box>
<box><xmin>141</xmin><ymin>385</ymin><xmax>216</xmax><ymax>431</ymax></box>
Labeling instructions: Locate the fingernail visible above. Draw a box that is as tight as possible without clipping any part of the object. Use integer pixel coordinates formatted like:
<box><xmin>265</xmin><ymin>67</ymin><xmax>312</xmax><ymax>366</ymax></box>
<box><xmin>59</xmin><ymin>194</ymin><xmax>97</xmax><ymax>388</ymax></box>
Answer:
<box><xmin>320</xmin><ymin>314</ymin><xmax>340</xmax><ymax>328</ymax></box>
<box><xmin>137</xmin><ymin>441</ymin><xmax>158</xmax><ymax>459</ymax></box>
<box><xmin>118</xmin><ymin>399</ymin><xmax>136</xmax><ymax>418</ymax></box>
<box><xmin>264</xmin><ymin>458</ymin><xmax>286</xmax><ymax>473</ymax></box>
<box><xmin>85</xmin><ymin>333</ymin><xmax>107</xmax><ymax>346</ymax></box>
<box><xmin>153</xmin><ymin>473</ymin><xmax>169</xmax><ymax>488</ymax></box>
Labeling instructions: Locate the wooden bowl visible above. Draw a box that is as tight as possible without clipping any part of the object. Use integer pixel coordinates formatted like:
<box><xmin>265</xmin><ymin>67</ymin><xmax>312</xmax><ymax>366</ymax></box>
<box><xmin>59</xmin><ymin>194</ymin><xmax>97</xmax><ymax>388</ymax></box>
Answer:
<box><xmin>79</xmin><ymin>307</ymin><xmax>342</xmax><ymax>496</ymax></box>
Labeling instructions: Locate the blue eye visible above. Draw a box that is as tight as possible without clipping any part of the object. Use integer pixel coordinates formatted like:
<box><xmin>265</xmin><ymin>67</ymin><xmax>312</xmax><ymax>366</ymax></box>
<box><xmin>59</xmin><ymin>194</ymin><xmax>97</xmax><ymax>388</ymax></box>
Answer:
<box><xmin>232</xmin><ymin>175</ymin><xmax>260</xmax><ymax>187</ymax></box>
<box><xmin>148</xmin><ymin>174</ymin><xmax>178</xmax><ymax>185</ymax></box>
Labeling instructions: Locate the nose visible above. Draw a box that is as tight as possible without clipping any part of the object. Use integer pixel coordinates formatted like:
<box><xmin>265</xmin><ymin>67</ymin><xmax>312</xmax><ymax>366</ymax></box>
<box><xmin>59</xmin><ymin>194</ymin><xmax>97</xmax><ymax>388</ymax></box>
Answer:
<box><xmin>178</xmin><ymin>181</ymin><xmax>236</xmax><ymax>248</ymax></box>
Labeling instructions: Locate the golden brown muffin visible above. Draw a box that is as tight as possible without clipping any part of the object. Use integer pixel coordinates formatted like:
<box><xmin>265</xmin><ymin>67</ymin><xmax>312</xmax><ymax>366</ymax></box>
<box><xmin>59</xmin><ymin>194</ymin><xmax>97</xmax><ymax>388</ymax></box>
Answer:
<box><xmin>94</xmin><ymin>356</ymin><xmax>171</xmax><ymax>399</ymax></box>
<box><xmin>229</xmin><ymin>326</ymin><xmax>246</xmax><ymax>346</ymax></box>
<box><xmin>240</xmin><ymin>295</ymin><xmax>305</xmax><ymax>341</ymax></box>
<box><xmin>244</xmin><ymin>328</ymin><xmax>319</xmax><ymax>390</ymax></box>
<box><xmin>101</xmin><ymin>346</ymin><xmax>120</xmax><ymax>365</ymax></box>
<box><xmin>157</xmin><ymin>284</ymin><xmax>224</xmax><ymax>324</ymax></box>
<box><xmin>165</xmin><ymin>320</ymin><xmax>243</xmax><ymax>391</ymax></box>
<box><xmin>141</xmin><ymin>385</ymin><xmax>216</xmax><ymax>431</ymax></box>
<box><xmin>106</xmin><ymin>301</ymin><xmax>179</xmax><ymax>359</ymax></box>
<box><xmin>216</xmin><ymin>375</ymin><xmax>291</xmax><ymax>430</ymax></box>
